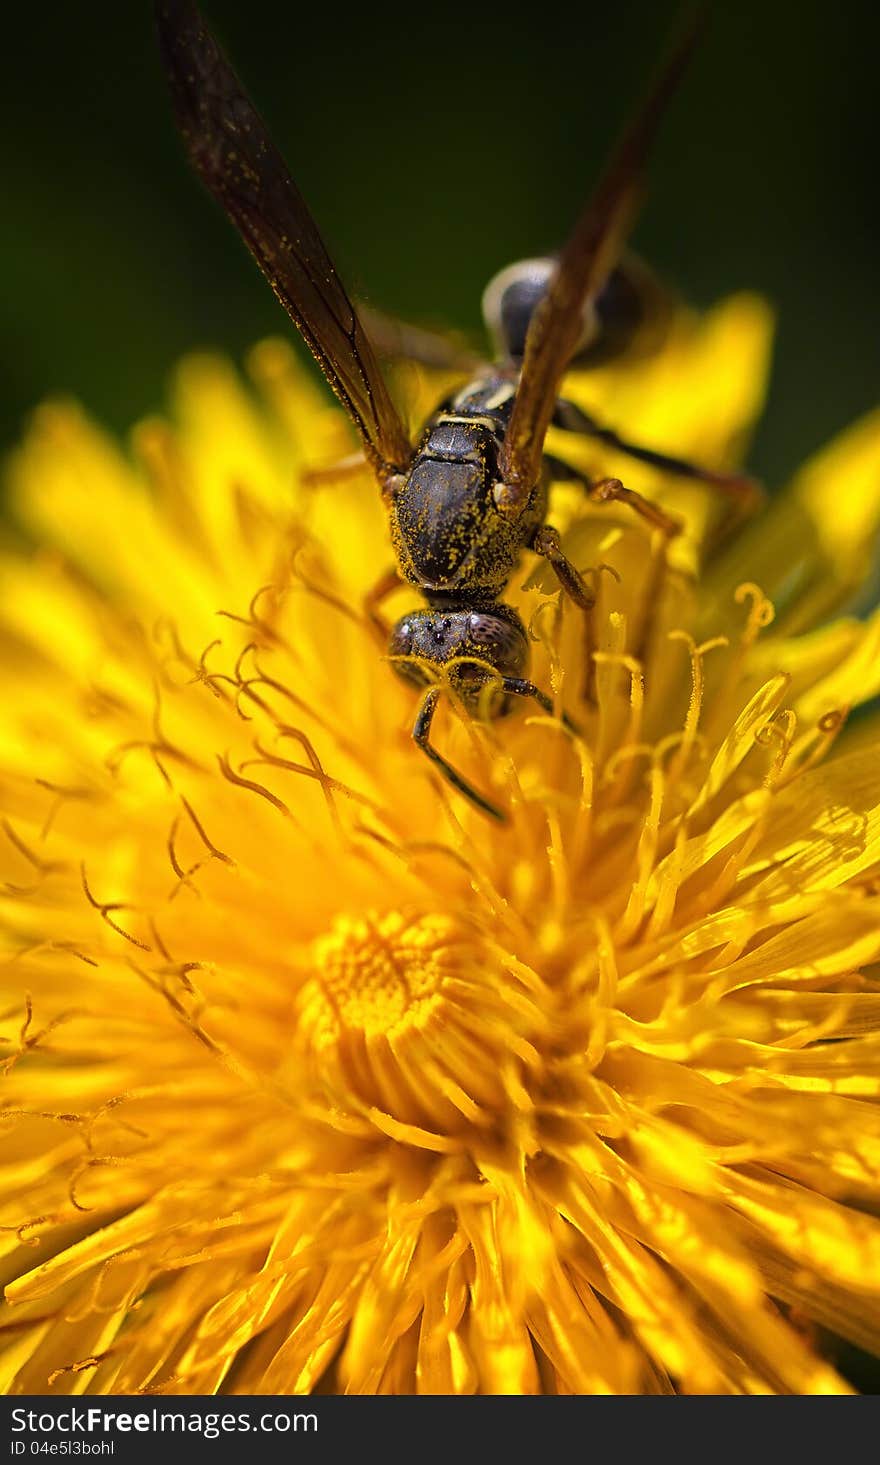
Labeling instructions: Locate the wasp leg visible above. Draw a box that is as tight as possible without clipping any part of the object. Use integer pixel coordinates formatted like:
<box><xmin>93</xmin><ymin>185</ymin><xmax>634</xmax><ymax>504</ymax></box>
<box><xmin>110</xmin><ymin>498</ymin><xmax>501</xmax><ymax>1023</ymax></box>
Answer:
<box><xmin>364</xmin><ymin>565</ymin><xmax>403</xmax><ymax>644</ymax></box>
<box><xmin>544</xmin><ymin>448</ymin><xmax>686</xmax><ymax>538</ymax></box>
<box><xmin>587</xmin><ymin>478</ymin><xmax>683</xmax><ymax>667</ymax></box>
<box><xmin>500</xmin><ymin>677</ymin><xmax>580</xmax><ymax>735</ymax></box>
<box><xmin>544</xmin><ymin>450</ymin><xmax>685</xmax><ymax>537</ymax></box>
<box><xmin>589</xmin><ymin>476</ymin><xmax>685</xmax><ymax>538</ymax></box>
<box><xmin>532</xmin><ymin>525</ymin><xmax>596</xmax><ymax>612</ymax></box>
<box><xmin>552</xmin><ymin>399</ymin><xmax>763</xmax><ymax>508</ymax></box>
<box><xmin>413</xmin><ymin>687</ymin><xmax>506</xmax><ymax>823</ymax></box>
<box><xmin>500</xmin><ymin>677</ymin><xmax>554</xmax><ymax>714</ymax></box>
<box><xmin>532</xmin><ymin>524</ymin><xmax>596</xmax><ymax>702</ymax></box>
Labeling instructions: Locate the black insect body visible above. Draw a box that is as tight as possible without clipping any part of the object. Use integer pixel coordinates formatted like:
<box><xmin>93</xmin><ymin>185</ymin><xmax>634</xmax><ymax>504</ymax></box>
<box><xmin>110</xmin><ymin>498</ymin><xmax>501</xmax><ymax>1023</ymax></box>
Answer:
<box><xmin>157</xmin><ymin>1</ymin><xmax>754</xmax><ymax>821</ymax></box>
<box><xmin>390</xmin><ymin>379</ymin><xmax>541</xmax><ymax>600</ymax></box>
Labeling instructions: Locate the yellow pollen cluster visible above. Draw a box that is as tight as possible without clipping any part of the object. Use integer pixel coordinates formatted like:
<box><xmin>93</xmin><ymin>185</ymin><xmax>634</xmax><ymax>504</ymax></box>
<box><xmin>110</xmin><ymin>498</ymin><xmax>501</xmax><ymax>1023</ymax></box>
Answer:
<box><xmin>293</xmin><ymin>913</ymin><xmax>541</xmax><ymax>1142</ymax></box>
<box><xmin>306</xmin><ymin>913</ymin><xmax>459</xmax><ymax>1039</ymax></box>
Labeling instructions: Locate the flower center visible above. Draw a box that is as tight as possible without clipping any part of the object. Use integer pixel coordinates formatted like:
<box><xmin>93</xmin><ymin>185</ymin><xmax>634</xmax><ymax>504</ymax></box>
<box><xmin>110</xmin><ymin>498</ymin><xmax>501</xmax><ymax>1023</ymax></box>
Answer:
<box><xmin>305</xmin><ymin>911</ymin><xmax>460</xmax><ymax>1043</ymax></box>
<box><xmin>291</xmin><ymin>911</ymin><xmax>534</xmax><ymax>1140</ymax></box>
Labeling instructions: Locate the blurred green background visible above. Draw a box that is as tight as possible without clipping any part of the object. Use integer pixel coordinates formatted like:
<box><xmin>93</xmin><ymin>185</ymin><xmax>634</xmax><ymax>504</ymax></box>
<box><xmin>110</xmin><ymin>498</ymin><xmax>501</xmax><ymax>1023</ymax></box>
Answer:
<box><xmin>2</xmin><ymin>0</ymin><xmax>878</xmax><ymax>485</ymax></box>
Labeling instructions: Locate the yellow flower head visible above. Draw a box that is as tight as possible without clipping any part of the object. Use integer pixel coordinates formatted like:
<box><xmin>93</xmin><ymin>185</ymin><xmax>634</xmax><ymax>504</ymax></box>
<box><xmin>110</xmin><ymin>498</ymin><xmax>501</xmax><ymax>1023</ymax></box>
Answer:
<box><xmin>2</xmin><ymin>295</ymin><xmax>880</xmax><ymax>1395</ymax></box>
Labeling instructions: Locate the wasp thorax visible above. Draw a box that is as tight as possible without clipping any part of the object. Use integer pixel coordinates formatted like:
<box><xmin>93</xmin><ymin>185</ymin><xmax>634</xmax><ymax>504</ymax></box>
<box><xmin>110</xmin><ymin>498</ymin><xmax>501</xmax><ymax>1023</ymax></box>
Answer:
<box><xmin>388</xmin><ymin>605</ymin><xmax>530</xmax><ymax>715</ymax></box>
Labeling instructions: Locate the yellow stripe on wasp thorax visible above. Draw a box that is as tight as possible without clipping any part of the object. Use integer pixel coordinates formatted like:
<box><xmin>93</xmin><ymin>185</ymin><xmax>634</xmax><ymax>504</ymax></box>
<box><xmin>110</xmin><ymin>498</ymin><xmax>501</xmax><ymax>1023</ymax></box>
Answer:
<box><xmin>431</xmin><ymin>413</ymin><xmax>504</xmax><ymax>435</ymax></box>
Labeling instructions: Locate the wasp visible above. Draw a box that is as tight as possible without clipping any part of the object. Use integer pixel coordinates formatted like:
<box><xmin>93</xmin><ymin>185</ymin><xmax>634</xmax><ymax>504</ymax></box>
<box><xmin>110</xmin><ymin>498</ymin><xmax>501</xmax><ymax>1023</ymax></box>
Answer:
<box><xmin>156</xmin><ymin>1</ymin><xmax>756</xmax><ymax>821</ymax></box>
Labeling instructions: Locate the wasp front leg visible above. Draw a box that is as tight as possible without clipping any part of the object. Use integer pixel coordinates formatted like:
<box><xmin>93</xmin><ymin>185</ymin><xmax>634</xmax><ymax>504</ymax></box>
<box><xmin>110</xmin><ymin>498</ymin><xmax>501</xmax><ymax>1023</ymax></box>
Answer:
<box><xmin>531</xmin><ymin>524</ymin><xmax>597</xmax><ymax>702</ymax></box>
<box><xmin>412</xmin><ymin>687</ymin><xmax>506</xmax><ymax>823</ymax></box>
<box><xmin>532</xmin><ymin>525</ymin><xmax>595</xmax><ymax>613</ymax></box>
<box><xmin>543</xmin><ymin>477</ymin><xmax>683</xmax><ymax>675</ymax></box>
<box><xmin>499</xmin><ymin>677</ymin><xmax>580</xmax><ymax>735</ymax></box>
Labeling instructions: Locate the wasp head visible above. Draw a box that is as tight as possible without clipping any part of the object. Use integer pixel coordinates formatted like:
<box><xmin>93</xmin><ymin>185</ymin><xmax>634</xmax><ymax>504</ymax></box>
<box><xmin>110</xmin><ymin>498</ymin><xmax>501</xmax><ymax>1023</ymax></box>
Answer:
<box><xmin>388</xmin><ymin>604</ymin><xmax>529</xmax><ymax>716</ymax></box>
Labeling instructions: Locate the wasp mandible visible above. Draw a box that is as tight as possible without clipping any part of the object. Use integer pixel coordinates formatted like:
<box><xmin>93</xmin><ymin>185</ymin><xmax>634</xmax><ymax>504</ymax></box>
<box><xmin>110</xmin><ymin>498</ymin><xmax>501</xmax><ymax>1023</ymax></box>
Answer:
<box><xmin>156</xmin><ymin>1</ymin><xmax>756</xmax><ymax>821</ymax></box>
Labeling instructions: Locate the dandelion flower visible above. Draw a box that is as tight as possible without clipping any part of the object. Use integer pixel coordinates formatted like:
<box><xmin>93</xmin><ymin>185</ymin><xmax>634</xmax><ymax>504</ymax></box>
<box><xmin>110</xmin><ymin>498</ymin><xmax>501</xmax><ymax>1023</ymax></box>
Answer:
<box><xmin>2</xmin><ymin>294</ymin><xmax>880</xmax><ymax>1396</ymax></box>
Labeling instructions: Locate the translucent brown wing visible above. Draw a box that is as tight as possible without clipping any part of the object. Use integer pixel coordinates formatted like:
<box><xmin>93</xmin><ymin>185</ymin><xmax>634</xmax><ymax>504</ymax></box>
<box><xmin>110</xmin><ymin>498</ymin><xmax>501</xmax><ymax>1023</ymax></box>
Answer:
<box><xmin>356</xmin><ymin>304</ymin><xmax>484</xmax><ymax>375</ymax></box>
<box><xmin>155</xmin><ymin>0</ymin><xmax>412</xmax><ymax>478</ymax></box>
<box><xmin>498</xmin><ymin>17</ymin><xmax>703</xmax><ymax>506</ymax></box>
